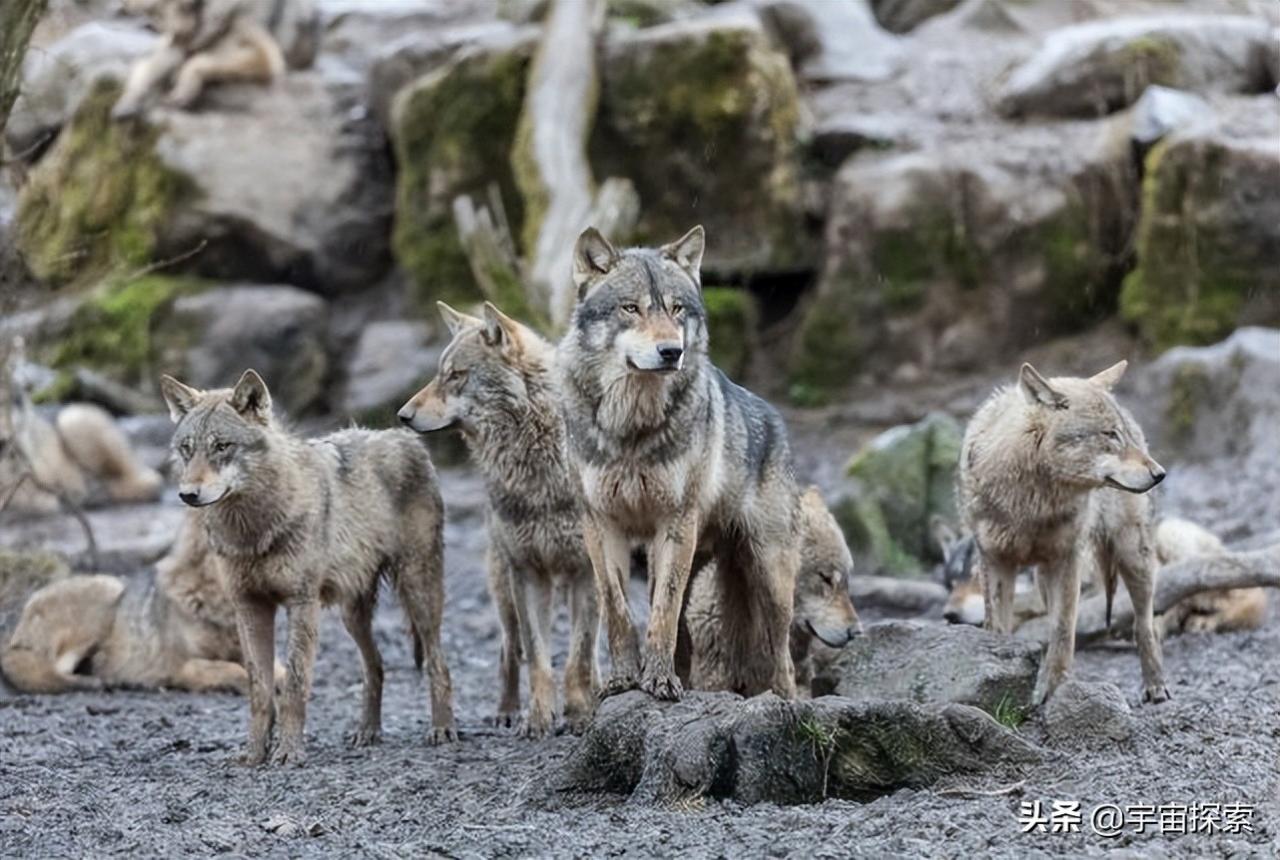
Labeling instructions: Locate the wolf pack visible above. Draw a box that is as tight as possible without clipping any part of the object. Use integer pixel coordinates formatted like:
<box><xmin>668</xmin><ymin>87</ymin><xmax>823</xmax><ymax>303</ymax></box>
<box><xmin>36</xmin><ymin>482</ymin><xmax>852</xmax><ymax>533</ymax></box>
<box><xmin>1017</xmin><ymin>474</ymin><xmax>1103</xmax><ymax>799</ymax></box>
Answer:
<box><xmin>1</xmin><ymin>225</ymin><xmax>1262</xmax><ymax>768</ymax></box>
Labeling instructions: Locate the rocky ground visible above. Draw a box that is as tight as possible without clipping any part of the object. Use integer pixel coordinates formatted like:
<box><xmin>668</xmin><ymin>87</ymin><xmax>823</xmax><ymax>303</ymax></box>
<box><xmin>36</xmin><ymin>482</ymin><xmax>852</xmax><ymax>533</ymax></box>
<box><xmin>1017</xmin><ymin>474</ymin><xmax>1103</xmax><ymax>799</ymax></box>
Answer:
<box><xmin>2</xmin><ymin>329</ymin><xmax>1278</xmax><ymax>858</ymax></box>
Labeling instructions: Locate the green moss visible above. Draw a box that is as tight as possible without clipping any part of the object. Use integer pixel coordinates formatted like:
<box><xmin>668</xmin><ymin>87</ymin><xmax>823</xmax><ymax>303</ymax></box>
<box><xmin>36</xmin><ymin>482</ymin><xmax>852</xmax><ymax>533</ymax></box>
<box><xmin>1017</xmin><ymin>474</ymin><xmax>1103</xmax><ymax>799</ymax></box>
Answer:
<box><xmin>391</xmin><ymin>47</ymin><xmax>532</xmax><ymax>317</ymax></box>
<box><xmin>45</xmin><ymin>275</ymin><xmax>203</xmax><ymax>386</ymax></box>
<box><xmin>1118</xmin><ymin>35</ymin><xmax>1182</xmax><ymax>90</ymax></box>
<box><xmin>787</xmin><ymin>281</ymin><xmax>862</xmax><ymax>403</ymax></box>
<box><xmin>591</xmin><ymin>25</ymin><xmax>806</xmax><ymax>270</ymax></box>
<box><xmin>702</xmin><ymin>287</ymin><xmax>757</xmax><ymax>378</ymax></box>
<box><xmin>1164</xmin><ymin>361</ymin><xmax>1210</xmax><ymax>448</ymax></box>
<box><xmin>15</xmin><ymin>78</ymin><xmax>194</xmax><ymax>288</ymax></box>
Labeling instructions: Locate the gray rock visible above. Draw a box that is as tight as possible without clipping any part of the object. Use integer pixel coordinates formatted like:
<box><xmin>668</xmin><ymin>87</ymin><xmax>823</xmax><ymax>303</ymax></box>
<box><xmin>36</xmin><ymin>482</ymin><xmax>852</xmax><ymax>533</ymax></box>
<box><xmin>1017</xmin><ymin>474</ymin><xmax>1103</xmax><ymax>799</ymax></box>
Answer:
<box><xmin>560</xmin><ymin>689</ymin><xmax>1041</xmax><ymax>805</ymax></box>
<box><xmin>1042</xmin><ymin>680</ymin><xmax>1135</xmax><ymax>745</ymax></box>
<box><xmin>151</xmin><ymin>286</ymin><xmax>330</xmax><ymax>417</ymax></box>
<box><xmin>813</xmin><ymin>620</ymin><xmax>1041</xmax><ymax>715</ymax></box>
<box><xmin>339</xmin><ymin>321</ymin><xmax>441</xmax><ymax>420</ymax></box>
<box><xmin>1128</xmin><ymin>84</ymin><xmax>1214</xmax><ymax>149</ymax></box>
<box><xmin>869</xmin><ymin>0</ymin><xmax>962</xmax><ymax>34</ymax></box>
<box><xmin>995</xmin><ymin>16</ymin><xmax>1275</xmax><ymax>118</ymax></box>
<box><xmin>755</xmin><ymin>0</ymin><xmax>905</xmax><ymax>84</ymax></box>
<box><xmin>5</xmin><ymin>21</ymin><xmax>158</xmax><ymax>157</ymax></box>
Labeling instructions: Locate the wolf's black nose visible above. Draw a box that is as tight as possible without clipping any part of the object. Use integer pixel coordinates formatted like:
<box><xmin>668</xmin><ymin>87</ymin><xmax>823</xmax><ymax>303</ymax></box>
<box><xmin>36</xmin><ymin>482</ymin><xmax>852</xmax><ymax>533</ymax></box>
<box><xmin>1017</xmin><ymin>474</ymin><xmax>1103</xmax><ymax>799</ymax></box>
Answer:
<box><xmin>658</xmin><ymin>345</ymin><xmax>683</xmax><ymax>364</ymax></box>
<box><xmin>943</xmin><ymin>610</ymin><xmax>961</xmax><ymax>624</ymax></box>
<box><xmin>1151</xmin><ymin>466</ymin><xmax>1167</xmax><ymax>484</ymax></box>
<box><xmin>179</xmin><ymin>490</ymin><xmax>200</xmax><ymax>506</ymax></box>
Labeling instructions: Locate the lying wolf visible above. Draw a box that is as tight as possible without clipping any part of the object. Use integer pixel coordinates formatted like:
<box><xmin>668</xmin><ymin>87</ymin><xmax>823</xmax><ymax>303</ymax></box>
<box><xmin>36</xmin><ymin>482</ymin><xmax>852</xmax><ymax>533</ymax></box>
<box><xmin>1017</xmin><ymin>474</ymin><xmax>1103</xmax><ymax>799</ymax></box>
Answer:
<box><xmin>160</xmin><ymin>369</ymin><xmax>455</xmax><ymax>766</ymax></box>
<box><xmin>113</xmin><ymin>0</ymin><xmax>318</xmax><ymax>118</ymax></box>
<box><xmin>1</xmin><ymin>342</ymin><xmax>161</xmax><ymax>515</ymax></box>
<box><xmin>558</xmin><ymin>225</ymin><xmax>801</xmax><ymax>701</ymax></box>
<box><xmin>1</xmin><ymin>516</ymin><xmax>270</xmax><ymax>694</ymax></box>
<box><xmin>687</xmin><ymin>486</ymin><xmax>861</xmax><ymax>694</ymax></box>
<box><xmin>398</xmin><ymin>301</ymin><xmax>598</xmax><ymax>738</ymax></box>
<box><xmin>959</xmin><ymin>360</ymin><xmax>1169</xmax><ymax>705</ymax></box>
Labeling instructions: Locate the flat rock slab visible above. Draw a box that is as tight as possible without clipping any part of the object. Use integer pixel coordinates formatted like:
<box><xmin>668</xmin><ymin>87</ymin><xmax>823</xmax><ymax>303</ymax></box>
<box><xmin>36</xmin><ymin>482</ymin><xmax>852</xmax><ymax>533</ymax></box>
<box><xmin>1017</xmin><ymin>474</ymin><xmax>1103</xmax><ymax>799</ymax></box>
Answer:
<box><xmin>560</xmin><ymin>690</ymin><xmax>1041</xmax><ymax>805</ymax></box>
<box><xmin>814</xmin><ymin>620</ymin><xmax>1040</xmax><ymax>714</ymax></box>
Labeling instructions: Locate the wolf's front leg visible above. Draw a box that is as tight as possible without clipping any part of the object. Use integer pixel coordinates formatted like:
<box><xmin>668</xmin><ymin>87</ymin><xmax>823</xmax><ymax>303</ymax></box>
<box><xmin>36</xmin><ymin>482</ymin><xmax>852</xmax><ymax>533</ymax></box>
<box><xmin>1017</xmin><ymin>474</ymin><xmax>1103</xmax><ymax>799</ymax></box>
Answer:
<box><xmin>641</xmin><ymin>516</ymin><xmax>699</xmax><ymax>701</ymax></box>
<box><xmin>563</xmin><ymin>568</ymin><xmax>600</xmax><ymax>732</ymax></box>
<box><xmin>233</xmin><ymin>597</ymin><xmax>276</xmax><ymax>765</ymax></box>
<box><xmin>113</xmin><ymin>41</ymin><xmax>185</xmax><ymax>120</ymax></box>
<box><xmin>752</xmin><ymin>541</ymin><xmax>799</xmax><ymax>699</ymax></box>
<box><xmin>583</xmin><ymin>517</ymin><xmax>641</xmax><ymax>698</ymax></box>
<box><xmin>1117</xmin><ymin>555</ymin><xmax>1169</xmax><ymax>704</ymax></box>
<box><xmin>1032</xmin><ymin>557</ymin><xmax>1081</xmax><ymax>706</ymax></box>
<box><xmin>274</xmin><ymin>598</ymin><xmax>320</xmax><ymax>766</ymax></box>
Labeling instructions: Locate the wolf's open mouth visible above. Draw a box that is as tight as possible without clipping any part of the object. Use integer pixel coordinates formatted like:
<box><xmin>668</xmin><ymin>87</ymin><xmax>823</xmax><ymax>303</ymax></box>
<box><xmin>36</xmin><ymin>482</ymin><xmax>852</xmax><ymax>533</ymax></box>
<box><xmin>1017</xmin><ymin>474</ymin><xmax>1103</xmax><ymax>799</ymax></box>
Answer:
<box><xmin>806</xmin><ymin>619</ymin><xmax>852</xmax><ymax>648</ymax></box>
<box><xmin>1104</xmin><ymin>476</ymin><xmax>1150</xmax><ymax>494</ymax></box>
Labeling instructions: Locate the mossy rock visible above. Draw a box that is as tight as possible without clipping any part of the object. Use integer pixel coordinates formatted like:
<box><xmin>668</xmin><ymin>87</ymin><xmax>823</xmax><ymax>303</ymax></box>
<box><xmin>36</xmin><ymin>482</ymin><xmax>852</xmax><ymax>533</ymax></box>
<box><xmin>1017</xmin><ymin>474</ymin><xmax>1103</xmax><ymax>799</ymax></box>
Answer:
<box><xmin>591</xmin><ymin>20</ymin><xmax>808</xmax><ymax>275</ymax></box>
<box><xmin>1120</xmin><ymin>111</ymin><xmax>1280</xmax><ymax>351</ymax></box>
<box><xmin>390</xmin><ymin>42</ymin><xmax>534</xmax><ymax>318</ymax></box>
<box><xmin>40</xmin><ymin>274</ymin><xmax>205</xmax><ymax>391</ymax></box>
<box><xmin>15</xmin><ymin>78</ymin><xmax>194</xmax><ymax>288</ymax></box>
<box><xmin>702</xmin><ymin>286</ymin><xmax>757</xmax><ymax>379</ymax></box>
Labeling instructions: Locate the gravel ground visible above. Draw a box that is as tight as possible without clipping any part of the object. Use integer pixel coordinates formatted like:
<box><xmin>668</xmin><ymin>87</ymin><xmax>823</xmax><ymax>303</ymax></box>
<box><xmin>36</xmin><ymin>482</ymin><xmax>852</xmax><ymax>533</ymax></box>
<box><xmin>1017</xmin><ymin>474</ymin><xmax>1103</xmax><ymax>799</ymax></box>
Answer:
<box><xmin>2</xmin><ymin>397</ymin><xmax>1278</xmax><ymax>858</ymax></box>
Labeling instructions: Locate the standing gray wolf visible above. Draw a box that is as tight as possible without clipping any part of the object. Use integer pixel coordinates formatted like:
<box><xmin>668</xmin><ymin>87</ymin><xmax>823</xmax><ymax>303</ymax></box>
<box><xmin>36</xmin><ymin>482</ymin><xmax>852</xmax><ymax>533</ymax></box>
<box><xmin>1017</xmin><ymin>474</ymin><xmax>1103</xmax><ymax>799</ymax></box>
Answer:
<box><xmin>558</xmin><ymin>225</ymin><xmax>802</xmax><ymax>701</ymax></box>
<box><xmin>160</xmin><ymin>369</ymin><xmax>455</xmax><ymax>766</ymax></box>
<box><xmin>687</xmin><ymin>486</ymin><xmax>861</xmax><ymax>694</ymax></box>
<box><xmin>398</xmin><ymin>301</ymin><xmax>599</xmax><ymax>738</ymax></box>
<box><xmin>958</xmin><ymin>360</ymin><xmax>1169</xmax><ymax>705</ymax></box>
<box><xmin>1</xmin><ymin>340</ymin><xmax>162</xmax><ymax>515</ymax></box>
<box><xmin>1</xmin><ymin>516</ymin><xmax>276</xmax><ymax>694</ymax></box>
<box><xmin>113</xmin><ymin>0</ymin><xmax>318</xmax><ymax>118</ymax></box>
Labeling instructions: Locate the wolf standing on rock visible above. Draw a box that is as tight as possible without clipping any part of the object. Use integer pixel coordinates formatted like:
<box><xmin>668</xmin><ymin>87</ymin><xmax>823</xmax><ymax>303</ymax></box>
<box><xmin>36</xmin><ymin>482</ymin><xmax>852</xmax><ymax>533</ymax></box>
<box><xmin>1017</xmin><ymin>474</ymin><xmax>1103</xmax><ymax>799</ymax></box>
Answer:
<box><xmin>959</xmin><ymin>361</ymin><xmax>1169</xmax><ymax>705</ymax></box>
<box><xmin>159</xmin><ymin>369</ymin><xmax>455</xmax><ymax>766</ymax></box>
<box><xmin>398</xmin><ymin>301</ymin><xmax>599</xmax><ymax>738</ymax></box>
<box><xmin>558</xmin><ymin>225</ymin><xmax>802</xmax><ymax>701</ymax></box>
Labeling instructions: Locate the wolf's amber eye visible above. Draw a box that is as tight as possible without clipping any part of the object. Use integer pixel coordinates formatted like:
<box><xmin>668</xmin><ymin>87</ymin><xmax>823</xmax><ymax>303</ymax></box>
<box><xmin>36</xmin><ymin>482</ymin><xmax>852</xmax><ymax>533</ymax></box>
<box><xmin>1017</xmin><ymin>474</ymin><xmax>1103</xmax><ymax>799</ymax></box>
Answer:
<box><xmin>447</xmin><ymin>369</ymin><xmax>467</xmax><ymax>384</ymax></box>
<box><xmin>1103</xmin><ymin>430</ymin><xmax>1121</xmax><ymax>443</ymax></box>
<box><xmin>671</xmin><ymin>302</ymin><xmax>684</xmax><ymax>315</ymax></box>
<box><xmin>621</xmin><ymin>303</ymin><xmax>640</xmax><ymax>315</ymax></box>
<box><xmin>178</xmin><ymin>442</ymin><xmax>193</xmax><ymax>459</ymax></box>
<box><xmin>214</xmin><ymin>440</ymin><xmax>233</xmax><ymax>452</ymax></box>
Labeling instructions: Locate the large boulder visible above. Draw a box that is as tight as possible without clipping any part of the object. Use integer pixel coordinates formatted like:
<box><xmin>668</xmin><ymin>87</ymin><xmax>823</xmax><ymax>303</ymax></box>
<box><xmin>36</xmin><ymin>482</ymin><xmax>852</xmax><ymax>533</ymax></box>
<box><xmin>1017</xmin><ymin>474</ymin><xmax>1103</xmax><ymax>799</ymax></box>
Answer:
<box><xmin>389</xmin><ymin>34</ymin><xmax>536</xmax><ymax>314</ymax></box>
<box><xmin>1119</xmin><ymin>97</ymin><xmax>1280</xmax><ymax>350</ymax></box>
<box><xmin>789</xmin><ymin>122</ymin><xmax>1137</xmax><ymax>394</ymax></box>
<box><xmin>560</xmin><ymin>689</ymin><xmax>1041</xmax><ymax>805</ymax></box>
<box><xmin>755</xmin><ymin>0</ymin><xmax>905</xmax><ymax>84</ymax></box>
<box><xmin>832</xmin><ymin>412</ymin><xmax>962</xmax><ymax>576</ymax></box>
<box><xmin>5</xmin><ymin>21</ymin><xmax>157</xmax><ymax>158</ymax></box>
<box><xmin>590</xmin><ymin>17</ymin><xmax>808</xmax><ymax>277</ymax></box>
<box><xmin>151</xmin><ymin>285</ymin><xmax>330</xmax><ymax>416</ymax></box>
<box><xmin>812</xmin><ymin>621</ymin><xmax>1041</xmax><ymax>717</ymax></box>
<box><xmin>869</xmin><ymin>0</ymin><xmax>962</xmax><ymax>34</ymax></box>
<box><xmin>15</xmin><ymin>73</ymin><xmax>393</xmax><ymax>296</ymax></box>
<box><xmin>338</xmin><ymin>320</ymin><xmax>441</xmax><ymax>424</ymax></box>
<box><xmin>995</xmin><ymin>16</ymin><xmax>1275</xmax><ymax>119</ymax></box>
<box><xmin>1041</xmin><ymin>680</ymin><xmax>1135</xmax><ymax>746</ymax></box>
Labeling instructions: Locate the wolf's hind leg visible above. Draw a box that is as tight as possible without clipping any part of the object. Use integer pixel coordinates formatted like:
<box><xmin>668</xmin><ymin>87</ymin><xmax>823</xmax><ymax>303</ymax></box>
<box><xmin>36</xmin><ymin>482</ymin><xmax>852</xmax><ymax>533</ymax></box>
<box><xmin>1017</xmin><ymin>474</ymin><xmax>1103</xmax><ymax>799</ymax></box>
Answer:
<box><xmin>172</xmin><ymin>658</ymin><xmax>250</xmax><ymax>693</ymax></box>
<box><xmin>512</xmin><ymin>571</ymin><xmax>555</xmax><ymax>739</ymax></box>
<box><xmin>486</xmin><ymin>551</ymin><xmax>522</xmax><ymax>728</ymax></box>
<box><xmin>397</xmin><ymin>535</ymin><xmax>457</xmax><ymax>745</ymax></box>
<box><xmin>341</xmin><ymin>595</ymin><xmax>383</xmax><ymax>746</ymax></box>
<box><xmin>749</xmin><ymin>541</ymin><xmax>798</xmax><ymax>699</ymax></box>
<box><xmin>563</xmin><ymin>567</ymin><xmax>599</xmax><ymax>732</ymax></box>
<box><xmin>1117</xmin><ymin>552</ymin><xmax>1169</xmax><ymax>704</ymax></box>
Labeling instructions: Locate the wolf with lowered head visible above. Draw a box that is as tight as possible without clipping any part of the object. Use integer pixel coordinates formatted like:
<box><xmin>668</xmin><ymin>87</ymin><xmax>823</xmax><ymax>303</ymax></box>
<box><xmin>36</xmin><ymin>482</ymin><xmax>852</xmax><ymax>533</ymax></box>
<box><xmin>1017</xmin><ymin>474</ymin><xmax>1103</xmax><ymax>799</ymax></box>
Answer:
<box><xmin>398</xmin><ymin>301</ymin><xmax>599</xmax><ymax>737</ymax></box>
<box><xmin>959</xmin><ymin>360</ymin><xmax>1169</xmax><ymax>705</ymax></box>
<box><xmin>160</xmin><ymin>369</ymin><xmax>455</xmax><ymax>766</ymax></box>
<box><xmin>558</xmin><ymin>225</ymin><xmax>802</xmax><ymax>701</ymax></box>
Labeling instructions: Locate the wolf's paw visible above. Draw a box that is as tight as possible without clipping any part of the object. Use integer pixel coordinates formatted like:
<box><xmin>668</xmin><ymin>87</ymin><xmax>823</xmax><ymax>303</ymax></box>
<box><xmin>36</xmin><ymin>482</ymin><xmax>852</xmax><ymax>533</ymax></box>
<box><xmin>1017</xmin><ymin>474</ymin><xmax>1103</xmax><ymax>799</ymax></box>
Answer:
<box><xmin>520</xmin><ymin>712</ymin><xmax>554</xmax><ymax>740</ymax></box>
<box><xmin>429</xmin><ymin>725</ymin><xmax>458</xmax><ymax>745</ymax></box>
<box><xmin>640</xmin><ymin>668</ymin><xmax>683</xmax><ymax>701</ymax></box>
<box><xmin>563</xmin><ymin>703</ymin><xmax>596</xmax><ymax>735</ymax></box>
<box><xmin>347</xmin><ymin>726</ymin><xmax>381</xmax><ymax>748</ymax></box>
<box><xmin>598</xmin><ymin>674</ymin><xmax>639</xmax><ymax>700</ymax></box>
<box><xmin>270</xmin><ymin>740</ymin><xmax>307</xmax><ymax>767</ymax></box>
<box><xmin>1142</xmin><ymin>684</ymin><xmax>1170</xmax><ymax>705</ymax></box>
<box><xmin>490</xmin><ymin>710</ymin><xmax>520</xmax><ymax>729</ymax></box>
<box><xmin>1184</xmin><ymin>615</ymin><xmax>1216</xmax><ymax>634</ymax></box>
<box><xmin>1031</xmin><ymin>678</ymin><xmax>1050</xmax><ymax>707</ymax></box>
<box><xmin>235</xmin><ymin>747</ymin><xmax>269</xmax><ymax>767</ymax></box>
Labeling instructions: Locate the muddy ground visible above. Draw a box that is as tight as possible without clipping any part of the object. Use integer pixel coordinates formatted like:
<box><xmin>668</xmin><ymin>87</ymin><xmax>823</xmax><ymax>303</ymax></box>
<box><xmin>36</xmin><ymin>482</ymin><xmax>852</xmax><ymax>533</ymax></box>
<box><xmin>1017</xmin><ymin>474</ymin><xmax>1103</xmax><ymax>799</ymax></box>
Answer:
<box><xmin>2</xmin><ymin>369</ymin><xmax>1278</xmax><ymax>858</ymax></box>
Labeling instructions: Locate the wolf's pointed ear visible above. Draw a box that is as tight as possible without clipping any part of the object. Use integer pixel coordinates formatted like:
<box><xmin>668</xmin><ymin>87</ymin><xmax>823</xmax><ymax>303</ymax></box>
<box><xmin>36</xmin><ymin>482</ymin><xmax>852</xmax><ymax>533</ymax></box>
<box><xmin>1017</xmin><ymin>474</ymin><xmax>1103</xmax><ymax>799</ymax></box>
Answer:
<box><xmin>1019</xmin><ymin>363</ymin><xmax>1068</xmax><ymax>409</ymax></box>
<box><xmin>1089</xmin><ymin>360</ymin><xmax>1127</xmax><ymax>391</ymax></box>
<box><xmin>572</xmin><ymin>227</ymin><xmax>619</xmax><ymax>297</ymax></box>
<box><xmin>437</xmin><ymin>301</ymin><xmax>481</xmax><ymax>336</ymax></box>
<box><xmin>159</xmin><ymin>374</ymin><xmax>202</xmax><ymax>423</ymax></box>
<box><xmin>660</xmin><ymin>225</ymin><xmax>705</xmax><ymax>286</ymax></box>
<box><xmin>230</xmin><ymin>369</ymin><xmax>272</xmax><ymax>422</ymax></box>
<box><xmin>481</xmin><ymin>301</ymin><xmax>521</xmax><ymax>351</ymax></box>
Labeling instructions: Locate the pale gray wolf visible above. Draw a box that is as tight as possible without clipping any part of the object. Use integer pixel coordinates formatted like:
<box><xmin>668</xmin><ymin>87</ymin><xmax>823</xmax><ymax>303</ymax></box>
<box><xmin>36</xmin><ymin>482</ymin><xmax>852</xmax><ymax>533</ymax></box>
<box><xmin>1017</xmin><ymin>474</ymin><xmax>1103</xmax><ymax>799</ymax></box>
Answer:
<box><xmin>0</xmin><ymin>341</ymin><xmax>162</xmax><ymax>515</ymax></box>
<box><xmin>113</xmin><ymin>0</ymin><xmax>318</xmax><ymax>118</ymax></box>
<box><xmin>0</xmin><ymin>516</ymin><xmax>277</xmax><ymax>694</ymax></box>
<box><xmin>687</xmin><ymin>486</ymin><xmax>861</xmax><ymax>694</ymax></box>
<box><xmin>1154</xmin><ymin>517</ymin><xmax>1267</xmax><ymax>635</ymax></box>
<box><xmin>159</xmin><ymin>369</ymin><xmax>455</xmax><ymax>766</ymax></box>
<box><xmin>958</xmin><ymin>360</ymin><xmax>1169</xmax><ymax>705</ymax></box>
<box><xmin>557</xmin><ymin>225</ymin><xmax>802</xmax><ymax>701</ymax></box>
<box><xmin>397</xmin><ymin>301</ymin><xmax>599</xmax><ymax>738</ymax></box>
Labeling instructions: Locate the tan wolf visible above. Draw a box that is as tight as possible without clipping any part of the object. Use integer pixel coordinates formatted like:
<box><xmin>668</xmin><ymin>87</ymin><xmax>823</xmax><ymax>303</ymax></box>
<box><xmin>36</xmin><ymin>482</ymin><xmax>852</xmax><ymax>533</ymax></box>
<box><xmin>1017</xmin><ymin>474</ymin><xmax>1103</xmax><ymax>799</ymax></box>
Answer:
<box><xmin>687</xmin><ymin>486</ymin><xmax>862</xmax><ymax>693</ymax></box>
<box><xmin>1</xmin><ymin>341</ymin><xmax>162</xmax><ymax>515</ymax></box>
<box><xmin>159</xmin><ymin>369</ymin><xmax>455</xmax><ymax>766</ymax></box>
<box><xmin>558</xmin><ymin>225</ymin><xmax>802</xmax><ymax>701</ymax></box>
<box><xmin>113</xmin><ymin>0</ymin><xmax>319</xmax><ymax>118</ymax></box>
<box><xmin>958</xmin><ymin>360</ymin><xmax>1169</xmax><ymax>705</ymax></box>
<box><xmin>1154</xmin><ymin>517</ymin><xmax>1267</xmax><ymax>636</ymax></box>
<box><xmin>0</xmin><ymin>516</ymin><xmax>277</xmax><ymax>694</ymax></box>
<box><xmin>398</xmin><ymin>301</ymin><xmax>599</xmax><ymax>737</ymax></box>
